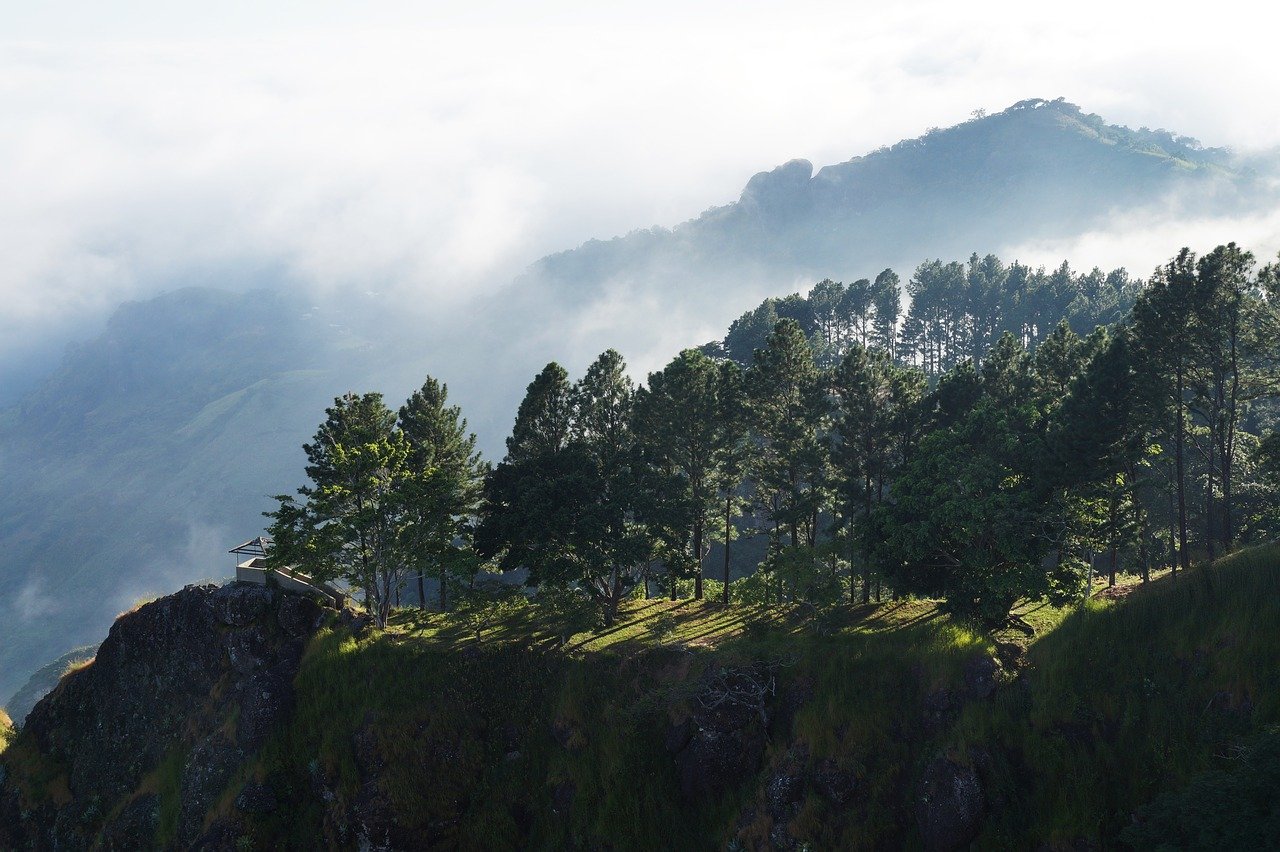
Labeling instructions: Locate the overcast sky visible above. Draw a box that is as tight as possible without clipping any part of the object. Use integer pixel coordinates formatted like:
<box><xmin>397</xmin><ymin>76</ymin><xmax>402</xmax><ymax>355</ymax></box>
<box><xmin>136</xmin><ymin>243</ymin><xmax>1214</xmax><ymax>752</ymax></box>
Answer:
<box><xmin>3</xmin><ymin>0</ymin><xmax>1280</xmax><ymax>368</ymax></box>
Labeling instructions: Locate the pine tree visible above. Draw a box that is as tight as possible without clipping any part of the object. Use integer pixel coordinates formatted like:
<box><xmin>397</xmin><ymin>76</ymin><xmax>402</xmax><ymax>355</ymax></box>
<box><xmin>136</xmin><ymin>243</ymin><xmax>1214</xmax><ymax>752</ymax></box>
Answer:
<box><xmin>398</xmin><ymin>376</ymin><xmax>486</xmax><ymax>610</ymax></box>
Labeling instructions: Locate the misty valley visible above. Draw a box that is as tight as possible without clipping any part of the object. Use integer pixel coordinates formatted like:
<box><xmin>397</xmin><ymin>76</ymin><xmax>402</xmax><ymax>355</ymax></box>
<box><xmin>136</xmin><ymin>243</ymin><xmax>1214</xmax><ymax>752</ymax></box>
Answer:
<box><xmin>2</xmin><ymin>95</ymin><xmax>1280</xmax><ymax>850</ymax></box>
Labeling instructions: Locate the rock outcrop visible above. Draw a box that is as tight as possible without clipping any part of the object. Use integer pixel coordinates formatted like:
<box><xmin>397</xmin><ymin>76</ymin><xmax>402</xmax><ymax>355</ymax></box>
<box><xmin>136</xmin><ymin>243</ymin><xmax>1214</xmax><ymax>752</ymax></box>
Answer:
<box><xmin>916</xmin><ymin>752</ymin><xmax>987</xmax><ymax>851</ymax></box>
<box><xmin>0</xmin><ymin>582</ymin><xmax>330</xmax><ymax>849</ymax></box>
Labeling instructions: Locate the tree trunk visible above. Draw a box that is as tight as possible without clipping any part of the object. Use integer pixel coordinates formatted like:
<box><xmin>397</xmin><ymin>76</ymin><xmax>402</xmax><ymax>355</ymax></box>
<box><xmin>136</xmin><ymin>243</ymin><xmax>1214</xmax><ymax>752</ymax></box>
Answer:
<box><xmin>439</xmin><ymin>567</ymin><xmax>448</xmax><ymax>612</ymax></box>
<box><xmin>1108</xmin><ymin>486</ymin><xmax>1119</xmax><ymax>587</ymax></box>
<box><xmin>849</xmin><ymin>533</ymin><xmax>858</xmax><ymax>605</ymax></box>
<box><xmin>1167</xmin><ymin>469</ymin><xmax>1178</xmax><ymax>578</ymax></box>
<box><xmin>1206</xmin><ymin>423</ymin><xmax>1217</xmax><ymax>565</ymax></box>
<box><xmin>418</xmin><ymin>571</ymin><xmax>427</xmax><ymax>611</ymax></box>
<box><xmin>723</xmin><ymin>497</ymin><xmax>732</xmax><ymax>607</ymax></box>
<box><xmin>1175</xmin><ymin>366</ymin><xmax>1190</xmax><ymax>573</ymax></box>
<box><xmin>693</xmin><ymin>517</ymin><xmax>704</xmax><ymax>600</ymax></box>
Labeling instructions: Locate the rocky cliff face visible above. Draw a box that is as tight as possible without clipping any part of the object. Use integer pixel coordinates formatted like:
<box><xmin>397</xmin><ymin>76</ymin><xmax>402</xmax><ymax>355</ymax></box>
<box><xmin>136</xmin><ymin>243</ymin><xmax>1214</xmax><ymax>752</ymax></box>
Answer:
<box><xmin>0</xmin><ymin>582</ymin><xmax>329</xmax><ymax>849</ymax></box>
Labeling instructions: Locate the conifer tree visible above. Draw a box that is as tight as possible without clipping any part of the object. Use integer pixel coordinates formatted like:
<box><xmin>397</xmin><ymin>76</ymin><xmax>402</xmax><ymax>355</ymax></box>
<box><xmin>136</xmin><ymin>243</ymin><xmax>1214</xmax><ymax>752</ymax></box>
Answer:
<box><xmin>398</xmin><ymin>377</ymin><xmax>486</xmax><ymax>610</ymax></box>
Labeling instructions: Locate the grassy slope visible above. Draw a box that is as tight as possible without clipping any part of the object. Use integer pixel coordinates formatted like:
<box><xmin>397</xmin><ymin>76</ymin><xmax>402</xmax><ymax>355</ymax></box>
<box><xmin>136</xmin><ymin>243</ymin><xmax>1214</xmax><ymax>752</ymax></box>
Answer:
<box><xmin>4</xmin><ymin>545</ymin><xmax>1276</xmax><ymax>849</ymax></box>
<box><xmin>227</xmin><ymin>543</ymin><xmax>1280</xmax><ymax>849</ymax></box>
<box><xmin>960</xmin><ymin>544</ymin><xmax>1280</xmax><ymax>845</ymax></box>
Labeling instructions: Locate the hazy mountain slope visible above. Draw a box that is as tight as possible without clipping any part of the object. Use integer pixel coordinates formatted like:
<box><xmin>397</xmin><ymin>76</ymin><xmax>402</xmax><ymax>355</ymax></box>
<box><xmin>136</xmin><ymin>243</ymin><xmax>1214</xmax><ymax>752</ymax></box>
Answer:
<box><xmin>2</xmin><ymin>644</ymin><xmax>97</xmax><ymax>726</ymax></box>
<box><xmin>0</xmin><ymin>290</ymin><xmax>358</xmax><ymax>698</ymax></box>
<box><xmin>0</xmin><ymin>98</ymin><xmax>1270</xmax><ymax>697</ymax></box>
<box><xmin>528</xmin><ymin>98</ymin><xmax>1253</xmax><ymax>306</ymax></box>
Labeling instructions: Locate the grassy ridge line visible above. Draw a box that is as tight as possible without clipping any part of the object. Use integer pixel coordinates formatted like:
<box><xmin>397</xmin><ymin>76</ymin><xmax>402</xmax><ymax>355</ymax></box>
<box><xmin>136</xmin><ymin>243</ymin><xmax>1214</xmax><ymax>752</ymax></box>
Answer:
<box><xmin>241</xmin><ymin>546</ymin><xmax>1277</xmax><ymax>847</ymax></box>
<box><xmin>960</xmin><ymin>542</ymin><xmax>1280</xmax><ymax>845</ymax></box>
<box><xmin>237</xmin><ymin>591</ymin><xmax>1004</xmax><ymax>848</ymax></box>
<box><xmin>5</xmin><ymin>543</ymin><xmax>1276</xmax><ymax>847</ymax></box>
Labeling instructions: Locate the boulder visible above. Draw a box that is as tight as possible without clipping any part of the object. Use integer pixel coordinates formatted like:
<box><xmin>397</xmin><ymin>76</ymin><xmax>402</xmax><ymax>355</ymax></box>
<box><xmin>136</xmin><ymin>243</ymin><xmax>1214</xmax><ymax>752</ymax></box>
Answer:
<box><xmin>916</xmin><ymin>754</ymin><xmax>986</xmax><ymax>851</ymax></box>
<box><xmin>964</xmin><ymin>655</ymin><xmax>1000</xmax><ymax>701</ymax></box>
<box><xmin>278</xmin><ymin>592</ymin><xmax>324</xmax><ymax>640</ymax></box>
<box><xmin>211</xmin><ymin>582</ymin><xmax>273</xmax><ymax>627</ymax></box>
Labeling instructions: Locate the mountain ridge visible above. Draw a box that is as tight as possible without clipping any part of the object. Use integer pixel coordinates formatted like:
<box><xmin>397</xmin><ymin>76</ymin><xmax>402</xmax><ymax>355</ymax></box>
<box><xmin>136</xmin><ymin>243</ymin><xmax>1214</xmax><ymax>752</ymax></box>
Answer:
<box><xmin>530</xmin><ymin>97</ymin><xmax>1249</xmax><ymax>300</ymax></box>
<box><xmin>0</xmin><ymin>97</ymin><xmax>1272</xmax><ymax>699</ymax></box>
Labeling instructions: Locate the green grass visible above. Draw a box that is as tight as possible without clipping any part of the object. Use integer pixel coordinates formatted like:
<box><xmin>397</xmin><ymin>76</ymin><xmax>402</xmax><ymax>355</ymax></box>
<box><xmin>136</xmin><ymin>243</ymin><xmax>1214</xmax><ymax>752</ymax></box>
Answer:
<box><xmin>245</xmin><ymin>548</ymin><xmax>1279</xmax><ymax>849</ymax></box>
<box><xmin>6</xmin><ymin>545</ymin><xmax>1278</xmax><ymax>849</ymax></box>
<box><xmin>147</xmin><ymin>744</ymin><xmax>189</xmax><ymax>847</ymax></box>
<box><xmin>238</xmin><ymin>590</ymin><xmax>1023</xmax><ymax>849</ymax></box>
<box><xmin>956</xmin><ymin>543</ymin><xmax>1280</xmax><ymax>846</ymax></box>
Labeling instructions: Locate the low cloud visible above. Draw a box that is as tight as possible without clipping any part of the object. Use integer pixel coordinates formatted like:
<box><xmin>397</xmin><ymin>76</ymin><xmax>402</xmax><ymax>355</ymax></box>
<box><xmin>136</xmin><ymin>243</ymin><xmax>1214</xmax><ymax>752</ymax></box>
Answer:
<box><xmin>12</xmin><ymin>578</ymin><xmax>60</xmax><ymax>624</ymax></box>
<box><xmin>3</xmin><ymin>2</ymin><xmax>1280</xmax><ymax>366</ymax></box>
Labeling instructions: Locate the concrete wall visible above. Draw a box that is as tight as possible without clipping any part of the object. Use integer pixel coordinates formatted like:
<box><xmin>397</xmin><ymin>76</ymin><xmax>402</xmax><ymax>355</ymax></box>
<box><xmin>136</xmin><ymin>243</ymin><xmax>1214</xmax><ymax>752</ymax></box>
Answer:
<box><xmin>235</xmin><ymin>558</ymin><xmax>344</xmax><ymax>607</ymax></box>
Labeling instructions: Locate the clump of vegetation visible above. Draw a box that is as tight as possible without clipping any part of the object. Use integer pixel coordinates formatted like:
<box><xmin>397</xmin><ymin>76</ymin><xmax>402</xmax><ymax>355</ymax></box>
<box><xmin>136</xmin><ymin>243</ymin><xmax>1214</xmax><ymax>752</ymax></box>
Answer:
<box><xmin>254</xmin><ymin>242</ymin><xmax>1280</xmax><ymax>642</ymax></box>
<box><xmin>237</xmin><ymin>544</ymin><xmax>1277</xmax><ymax>848</ymax></box>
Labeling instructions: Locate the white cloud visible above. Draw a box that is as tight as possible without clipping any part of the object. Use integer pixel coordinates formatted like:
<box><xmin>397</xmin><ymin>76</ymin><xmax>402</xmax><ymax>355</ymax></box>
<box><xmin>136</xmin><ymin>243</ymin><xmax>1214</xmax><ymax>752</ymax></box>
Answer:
<box><xmin>12</xmin><ymin>578</ymin><xmax>60</xmax><ymax>624</ymax></box>
<box><xmin>2</xmin><ymin>0</ymin><xmax>1279</xmax><ymax>366</ymax></box>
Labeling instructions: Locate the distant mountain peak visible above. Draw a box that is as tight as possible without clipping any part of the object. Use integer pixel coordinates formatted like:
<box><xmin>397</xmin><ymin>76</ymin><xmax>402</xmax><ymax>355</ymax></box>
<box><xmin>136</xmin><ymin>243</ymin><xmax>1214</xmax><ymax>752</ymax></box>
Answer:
<box><xmin>530</xmin><ymin>98</ymin><xmax>1251</xmax><ymax>297</ymax></box>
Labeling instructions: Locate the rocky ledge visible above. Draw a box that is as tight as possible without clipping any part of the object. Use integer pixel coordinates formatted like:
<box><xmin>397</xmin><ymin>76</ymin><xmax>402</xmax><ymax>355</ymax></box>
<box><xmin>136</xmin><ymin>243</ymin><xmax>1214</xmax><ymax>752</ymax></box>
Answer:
<box><xmin>0</xmin><ymin>582</ymin><xmax>332</xmax><ymax>849</ymax></box>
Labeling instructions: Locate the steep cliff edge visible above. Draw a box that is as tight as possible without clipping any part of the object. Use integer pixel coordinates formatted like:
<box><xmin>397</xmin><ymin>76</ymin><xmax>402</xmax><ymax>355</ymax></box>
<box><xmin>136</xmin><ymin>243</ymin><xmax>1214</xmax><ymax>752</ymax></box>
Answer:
<box><xmin>3</xmin><ymin>546</ymin><xmax>1279</xmax><ymax>849</ymax></box>
<box><xmin>0</xmin><ymin>582</ymin><xmax>329</xmax><ymax>848</ymax></box>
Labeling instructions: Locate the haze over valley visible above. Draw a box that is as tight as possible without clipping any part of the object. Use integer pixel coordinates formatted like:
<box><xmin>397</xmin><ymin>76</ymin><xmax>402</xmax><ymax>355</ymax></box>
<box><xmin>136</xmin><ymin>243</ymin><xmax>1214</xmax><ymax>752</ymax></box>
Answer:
<box><xmin>2</xmin><ymin>5</ymin><xmax>1280</xmax><ymax>848</ymax></box>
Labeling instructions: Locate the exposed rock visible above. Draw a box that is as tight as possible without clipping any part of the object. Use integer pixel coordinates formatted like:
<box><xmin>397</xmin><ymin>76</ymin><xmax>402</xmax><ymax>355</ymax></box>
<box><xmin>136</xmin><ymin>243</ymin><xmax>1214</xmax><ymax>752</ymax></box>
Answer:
<box><xmin>191</xmin><ymin>818</ymin><xmax>244</xmax><ymax>850</ymax></box>
<box><xmin>762</xmin><ymin>744</ymin><xmax>809</xmax><ymax>849</ymax></box>
<box><xmin>97</xmin><ymin>794</ymin><xmax>159</xmax><ymax>851</ymax></box>
<box><xmin>552</xmin><ymin>717</ymin><xmax>584</xmax><ymax>752</ymax></box>
<box><xmin>238</xmin><ymin>666</ymin><xmax>295</xmax><ymax>749</ymax></box>
<box><xmin>0</xmin><ymin>583</ymin><xmax>331</xmax><ymax>849</ymax></box>
<box><xmin>995</xmin><ymin>641</ymin><xmax>1024</xmax><ymax>670</ymax></box>
<box><xmin>21</xmin><ymin>584</ymin><xmax>224</xmax><ymax>805</ymax></box>
<box><xmin>226</xmin><ymin>623</ymin><xmax>272</xmax><ymax>674</ymax></box>
<box><xmin>664</xmin><ymin>717</ymin><xmax>695</xmax><ymax>754</ymax></box>
<box><xmin>180</xmin><ymin>733</ymin><xmax>246</xmax><ymax>846</ymax></box>
<box><xmin>279</xmin><ymin>593</ymin><xmax>324</xmax><ymax>640</ymax></box>
<box><xmin>211</xmin><ymin>582</ymin><xmax>274</xmax><ymax>627</ymax></box>
<box><xmin>675</xmin><ymin>664</ymin><xmax>773</xmax><ymax>800</ymax></box>
<box><xmin>964</xmin><ymin>654</ymin><xmax>1000</xmax><ymax>700</ymax></box>
<box><xmin>4</xmin><ymin>643</ymin><xmax>100</xmax><ymax>726</ymax></box>
<box><xmin>922</xmin><ymin>688</ymin><xmax>957</xmax><ymax>734</ymax></box>
<box><xmin>916</xmin><ymin>754</ymin><xmax>986</xmax><ymax>851</ymax></box>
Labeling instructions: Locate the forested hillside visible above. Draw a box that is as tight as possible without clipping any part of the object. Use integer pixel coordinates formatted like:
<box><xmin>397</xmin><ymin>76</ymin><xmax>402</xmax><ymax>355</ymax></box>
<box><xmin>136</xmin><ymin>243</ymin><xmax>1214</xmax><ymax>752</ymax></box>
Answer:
<box><xmin>531</xmin><ymin>98</ymin><xmax>1254</xmax><ymax>303</ymax></box>
<box><xmin>254</xmin><ymin>243</ymin><xmax>1280</xmax><ymax>638</ymax></box>
<box><xmin>0</xmin><ymin>98</ymin><xmax>1273</xmax><ymax>703</ymax></box>
<box><xmin>4</xmin><ymin>237</ymin><xmax>1280</xmax><ymax>848</ymax></box>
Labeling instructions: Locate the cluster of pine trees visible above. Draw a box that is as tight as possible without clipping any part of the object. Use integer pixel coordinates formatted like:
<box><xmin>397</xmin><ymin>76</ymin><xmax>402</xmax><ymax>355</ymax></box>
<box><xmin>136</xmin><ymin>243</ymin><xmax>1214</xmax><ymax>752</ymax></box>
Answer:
<box><xmin>718</xmin><ymin>254</ymin><xmax>1139</xmax><ymax>370</ymax></box>
<box><xmin>267</xmin><ymin>244</ymin><xmax>1280</xmax><ymax>628</ymax></box>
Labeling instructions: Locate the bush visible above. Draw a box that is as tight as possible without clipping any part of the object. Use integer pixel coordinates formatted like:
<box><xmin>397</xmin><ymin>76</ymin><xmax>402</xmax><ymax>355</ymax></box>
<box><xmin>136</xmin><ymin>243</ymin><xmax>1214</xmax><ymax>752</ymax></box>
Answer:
<box><xmin>533</xmin><ymin>585</ymin><xmax>599</xmax><ymax>641</ymax></box>
<box><xmin>452</xmin><ymin>583</ymin><xmax>529</xmax><ymax>643</ymax></box>
<box><xmin>1121</xmin><ymin>728</ymin><xmax>1280</xmax><ymax>848</ymax></box>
